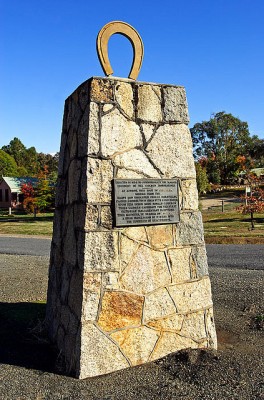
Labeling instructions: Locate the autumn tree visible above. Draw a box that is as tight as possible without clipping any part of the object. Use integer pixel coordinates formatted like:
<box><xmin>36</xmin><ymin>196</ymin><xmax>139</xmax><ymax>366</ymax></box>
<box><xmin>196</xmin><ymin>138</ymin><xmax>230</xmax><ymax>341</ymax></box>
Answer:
<box><xmin>34</xmin><ymin>166</ymin><xmax>55</xmax><ymax>211</ymax></box>
<box><xmin>237</xmin><ymin>188</ymin><xmax>264</xmax><ymax>229</ymax></box>
<box><xmin>21</xmin><ymin>182</ymin><xmax>36</xmax><ymax>213</ymax></box>
<box><xmin>190</xmin><ymin>112</ymin><xmax>253</xmax><ymax>184</ymax></box>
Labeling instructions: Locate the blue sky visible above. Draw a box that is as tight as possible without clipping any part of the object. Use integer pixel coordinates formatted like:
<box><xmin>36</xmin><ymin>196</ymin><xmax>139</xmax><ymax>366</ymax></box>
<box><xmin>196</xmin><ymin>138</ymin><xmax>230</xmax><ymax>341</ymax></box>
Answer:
<box><xmin>1</xmin><ymin>0</ymin><xmax>264</xmax><ymax>154</ymax></box>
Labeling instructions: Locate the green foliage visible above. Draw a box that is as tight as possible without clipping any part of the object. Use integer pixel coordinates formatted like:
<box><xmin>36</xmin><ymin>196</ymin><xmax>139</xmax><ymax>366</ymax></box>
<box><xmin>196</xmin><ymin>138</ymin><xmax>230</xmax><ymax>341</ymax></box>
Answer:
<box><xmin>195</xmin><ymin>163</ymin><xmax>210</xmax><ymax>194</ymax></box>
<box><xmin>0</xmin><ymin>149</ymin><xmax>18</xmax><ymax>176</ymax></box>
<box><xmin>1</xmin><ymin>137</ymin><xmax>59</xmax><ymax>177</ymax></box>
<box><xmin>190</xmin><ymin>112</ymin><xmax>254</xmax><ymax>184</ymax></box>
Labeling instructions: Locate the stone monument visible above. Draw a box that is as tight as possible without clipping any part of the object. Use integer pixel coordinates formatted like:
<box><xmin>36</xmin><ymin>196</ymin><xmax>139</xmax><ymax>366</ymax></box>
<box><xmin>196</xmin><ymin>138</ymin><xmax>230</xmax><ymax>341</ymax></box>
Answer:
<box><xmin>46</xmin><ymin>21</ymin><xmax>217</xmax><ymax>379</ymax></box>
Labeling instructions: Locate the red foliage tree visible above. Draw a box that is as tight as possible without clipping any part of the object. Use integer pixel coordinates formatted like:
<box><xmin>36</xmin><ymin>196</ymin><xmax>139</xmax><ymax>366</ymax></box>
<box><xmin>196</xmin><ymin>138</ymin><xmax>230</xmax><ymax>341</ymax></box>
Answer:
<box><xmin>237</xmin><ymin>188</ymin><xmax>264</xmax><ymax>229</ymax></box>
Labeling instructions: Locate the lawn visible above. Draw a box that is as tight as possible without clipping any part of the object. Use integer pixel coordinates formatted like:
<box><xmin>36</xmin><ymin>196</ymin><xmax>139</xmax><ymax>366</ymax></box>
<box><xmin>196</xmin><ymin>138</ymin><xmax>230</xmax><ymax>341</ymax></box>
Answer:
<box><xmin>0</xmin><ymin>211</ymin><xmax>53</xmax><ymax>236</ymax></box>
<box><xmin>202</xmin><ymin>209</ymin><xmax>264</xmax><ymax>243</ymax></box>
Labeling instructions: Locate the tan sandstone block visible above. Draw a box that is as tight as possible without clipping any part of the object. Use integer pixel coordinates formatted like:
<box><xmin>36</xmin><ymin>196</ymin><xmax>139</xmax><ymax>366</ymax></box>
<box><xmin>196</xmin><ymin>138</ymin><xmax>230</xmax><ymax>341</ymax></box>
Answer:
<box><xmin>85</xmin><ymin>204</ymin><xmax>99</xmax><ymax>230</ymax></box>
<box><xmin>101</xmin><ymin>109</ymin><xmax>142</xmax><ymax>157</ymax></box>
<box><xmin>102</xmin><ymin>272</ymin><xmax>120</xmax><ymax>290</ymax></box>
<box><xmin>90</xmin><ymin>79</ymin><xmax>114</xmax><ymax>102</ymax></box>
<box><xmin>122</xmin><ymin>226</ymin><xmax>148</xmax><ymax>243</ymax></box>
<box><xmin>137</xmin><ymin>85</ymin><xmax>162</xmax><ymax>122</ymax></box>
<box><xmin>146</xmin><ymin>124</ymin><xmax>196</xmax><ymax>178</ymax></box>
<box><xmin>86</xmin><ymin>158</ymin><xmax>113</xmax><ymax>203</ymax></box>
<box><xmin>116</xmin><ymin>168</ymin><xmax>146</xmax><ymax>179</ymax></box>
<box><xmin>167</xmin><ymin>247</ymin><xmax>192</xmax><ymax>283</ymax></box>
<box><xmin>147</xmin><ymin>313</ymin><xmax>184</xmax><ymax>331</ymax></box>
<box><xmin>114</xmin><ymin>149</ymin><xmax>160</xmax><ymax>178</ymax></box>
<box><xmin>111</xmin><ymin>326</ymin><xmax>159</xmax><ymax>365</ymax></box>
<box><xmin>146</xmin><ymin>225</ymin><xmax>174</xmax><ymax>249</ymax></box>
<box><xmin>120</xmin><ymin>245</ymin><xmax>171</xmax><ymax>294</ymax></box>
<box><xmin>114</xmin><ymin>82</ymin><xmax>134</xmax><ymax>118</ymax></box>
<box><xmin>168</xmin><ymin>277</ymin><xmax>213</xmax><ymax>313</ymax></box>
<box><xmin>82</xmin><ymin>273</ymin><xmax>101</xmax><ymax>321</ymax></box>
<box><xmin>100</xmin><ymin>206</ymin><xmax>113</xmax><ymax>229</ymax></box>
<box><xmin>180</xmin><ymin>179</ymin><xmax>199</xmax><ymax>210</ymax></box>
<box><xmin>84</xmin><ymin>231</ymin><xmax>119</xmax><ymax>271</ymax></box>
<box><xmin>79</xmin><ymin>323</ymin><xmax>129</xmax><ymax>378</ymax></box>
<box><xmin>143</xmin><ymin>287</ymin><xmax>176</xmax><ymax>322</ymax></box>
<box><xmin>97</xmin><ymin>291</ymin><xmax>144</xmax><ymax>332</ymax></box>
<box><xmin>150</xmin><ymin>331</ymin><xmax>198</xmax><ymax>361</ymax></box>
<box><xmin>78</xmin><ymin>102</ymin><xmax>100</xmax><ymax>157</ymax></box>
<box><xmin>180</xmin><ymin>311</ymin><xmax>207</xmax><ymax>341</ymax></box>
<box><xmin>120</xmin><ymin>234</ymin><xmax>140</xmax><ymax>271</ymax></box>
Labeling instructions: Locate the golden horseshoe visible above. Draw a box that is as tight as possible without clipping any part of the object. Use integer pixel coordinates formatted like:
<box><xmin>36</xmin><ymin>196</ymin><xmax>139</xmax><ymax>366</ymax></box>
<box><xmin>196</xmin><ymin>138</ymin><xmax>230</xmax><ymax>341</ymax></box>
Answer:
<box><xmin>96</xmin><ymin>21</ymin><xmax>144</xmax><ymax>80</ymax></box>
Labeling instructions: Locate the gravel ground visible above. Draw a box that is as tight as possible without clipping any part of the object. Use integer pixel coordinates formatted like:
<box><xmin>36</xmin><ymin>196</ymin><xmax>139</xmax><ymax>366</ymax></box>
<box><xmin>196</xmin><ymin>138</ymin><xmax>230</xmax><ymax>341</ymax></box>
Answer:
<box><xmin>0</xmin><ymin>254</ymin><xmax>263</xmax><ymax>400</ymax></box>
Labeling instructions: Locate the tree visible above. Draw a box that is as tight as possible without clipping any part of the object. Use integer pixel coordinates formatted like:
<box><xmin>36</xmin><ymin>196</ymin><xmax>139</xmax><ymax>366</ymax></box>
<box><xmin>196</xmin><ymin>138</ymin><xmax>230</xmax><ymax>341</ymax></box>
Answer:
<box><xmin>248</xmin><ymin>137</ymin><xmax>264</xmax><ymax>167</ymax></box>
<box><xmin>237</xmin><ymin>188</ymin><xmax>264</xmax><ymax>229</ymax></box>
<box><xmin>21</xmin><ymin>182</ymin><xmax>36</xmax><ymax>213</ymax></box>
<box><xmin>35</xmin><ymin>166</ymin><xmax>55</xmax><ymax>211</ymax></box>
<box><xmin>190</xmin><ymin>112</ymin><xmax>253</xmax><ymax>184</ymax></box>
<box><xmin>2</xmin><ymin>138</ymin><xmax>28</xmax><ymax>172</ymax></box>
<box><xmin>0</xmin><ymin>150</ymin><xmax>18</xmax><ymax>176</ymax></box>
<box><xmin>195</xmin><ymin>162</ymin><xmax>210</xmax><ymax>195</ymax></box>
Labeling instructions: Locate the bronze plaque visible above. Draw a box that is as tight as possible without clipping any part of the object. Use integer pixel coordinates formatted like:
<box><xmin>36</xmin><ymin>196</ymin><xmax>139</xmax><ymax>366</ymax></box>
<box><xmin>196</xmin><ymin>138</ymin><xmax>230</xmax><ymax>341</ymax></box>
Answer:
<box><xmin>114</xmin><ymin>179</ymin><xmax>180</xmax><ymax>227</ymax></box>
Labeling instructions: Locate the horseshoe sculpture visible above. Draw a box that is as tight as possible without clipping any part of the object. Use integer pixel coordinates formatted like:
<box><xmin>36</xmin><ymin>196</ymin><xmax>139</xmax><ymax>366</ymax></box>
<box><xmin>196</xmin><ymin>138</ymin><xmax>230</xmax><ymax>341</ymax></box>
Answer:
<box><xmin>96</xmin><ymin>21</ymin><xmax>144</xmax><ymax>80</ymax></box>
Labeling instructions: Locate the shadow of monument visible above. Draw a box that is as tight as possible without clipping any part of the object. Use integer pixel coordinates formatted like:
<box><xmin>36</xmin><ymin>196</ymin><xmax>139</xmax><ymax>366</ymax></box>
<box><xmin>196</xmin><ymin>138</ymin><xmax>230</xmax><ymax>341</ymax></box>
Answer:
<box><xmin>0</xmin><ymin>302</ymin><xmax>57</xmax><ymax>373</ymax></box>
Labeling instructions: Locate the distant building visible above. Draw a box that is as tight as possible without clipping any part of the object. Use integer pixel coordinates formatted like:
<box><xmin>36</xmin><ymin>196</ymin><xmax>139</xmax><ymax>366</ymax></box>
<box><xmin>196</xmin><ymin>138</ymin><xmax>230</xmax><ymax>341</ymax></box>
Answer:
<box><xmin>0</xmin><ymin>176</ymin><xmax>38</xmax><ymax>209</ymax></box>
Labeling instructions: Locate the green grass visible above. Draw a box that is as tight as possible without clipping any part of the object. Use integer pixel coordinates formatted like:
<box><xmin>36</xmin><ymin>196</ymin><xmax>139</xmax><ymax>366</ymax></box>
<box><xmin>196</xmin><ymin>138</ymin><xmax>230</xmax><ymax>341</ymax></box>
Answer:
<box><xmin>0</xmin><ymin>211</ymin><xmax>53</xmax><ymax>236</ymax></box>
<box><xmin>202</xmin><ymin>209</ymin><xmax>264</xmax><ymax>243</ymax></box>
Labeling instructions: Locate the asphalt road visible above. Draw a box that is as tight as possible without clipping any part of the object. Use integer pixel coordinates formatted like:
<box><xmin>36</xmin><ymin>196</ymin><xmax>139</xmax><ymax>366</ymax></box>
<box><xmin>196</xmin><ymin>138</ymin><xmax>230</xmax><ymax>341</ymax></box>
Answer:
<box><xmin>0</xmin><ymin>236</ymin><xmax>51</xmax><ymax>257</ymax></box>
<box><xmin>0</xmin><ymin>236</ymin><xmax>263</xmax><ymax>270</ymax></box>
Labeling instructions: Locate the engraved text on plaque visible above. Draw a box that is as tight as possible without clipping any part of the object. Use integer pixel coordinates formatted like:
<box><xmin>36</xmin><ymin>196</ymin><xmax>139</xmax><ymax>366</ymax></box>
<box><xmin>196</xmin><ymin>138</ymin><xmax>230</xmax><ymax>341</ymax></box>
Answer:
<box><xmin>114</xmin><ymin>179</ymin><xmax>180</xmax><ymax>227</ymax></box>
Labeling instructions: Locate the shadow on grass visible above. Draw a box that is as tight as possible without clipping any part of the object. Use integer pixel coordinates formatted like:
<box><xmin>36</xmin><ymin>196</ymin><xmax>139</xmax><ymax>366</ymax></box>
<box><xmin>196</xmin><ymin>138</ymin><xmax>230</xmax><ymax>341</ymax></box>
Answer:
<box><xmin>0</xmin><ymin>216</ymin><xmax>54</xmax><ymax>223</ymax></box>
<box><xmin>0</xmin><ymin>302</ymin><xmax>57</xmax><ymax>373</ymax></box>
<box><xmin>206</xmin><ymin>217</ymin><xmax>264</xmax><ymax>224</ymax></box>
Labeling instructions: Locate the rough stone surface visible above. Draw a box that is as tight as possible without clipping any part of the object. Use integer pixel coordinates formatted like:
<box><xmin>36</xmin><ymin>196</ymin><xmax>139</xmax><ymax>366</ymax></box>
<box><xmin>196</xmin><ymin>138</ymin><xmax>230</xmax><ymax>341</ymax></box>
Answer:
<box><xmin>168</xmin><ymin>277</ymin><xmax>213</xmax><ymax>313</ymax></box>
<box><xmin>180</xmin><ymin>179</ymin><xmax>199</xmax><ymax>210</ymax></box>
<box><xmin>146</xmin><ymin>225</ymin><xmax>174</xmax><ymax>249</ymax></box>
<box><xmin>167</xmin><ymin>247</ymin><xmax>192</xmax><ymax>283</ymax></box>
<box><xmin>84</xmin><ymin>231</ymin><xmax>119</xmax><ymax>271</ymax></box>
<box><xmin>150</xmin><ymin>331</ymin><xmax>198</xmax><ymax>361</ymax></box>
<box><xmin>143</xmin><ymin>288</ymin><xmax>176</xmax><ymax>322</ymax></box>
<box><xmin>114</xmin><ymin>149</ymin><xmax>160</xmax><ymax>178</ymax></box>
<box><xmin>146</xmin><ymin>124</ymin><xmax>196</xmax><ymax>178</ymax></box>
<box><xmin>137</xmin><ymin>85</ymin><xmax>162</xmax><ymax>122</ymax></box>
<box><xmin>177</xmin><ymin>212</ymin><xmax>205</xmax><ymax>245</ymax></box>
<box><xmin>163</xmin><ymin>86</ymin><xmax>190</xmax><ymax>124</ymax></box>
<box><xmin>114</xmin><ymin>82</ymin><xmax>134</xmax><ymax>118</ymax></box>
<box><xmin>79</xmin><ymin>323</ymin><xmax>129</xmax><ymax>379</ymax></box>
<box><xmin>46</xmin><ymin>77</ymin><xmax>216</xmax><ymax>379</ymax></box>
<box><xmin>97</xmin><ymin>291</ymin><xmax>144</xmax><ymax>332</ymax></box>
<box><xmin>146</xmin><ymin>313</ymin><xmax>184</xmax><ymax>331</ymax></box>
<box><xmin>120</xmin><ymin>245</ymin><xmax>171</xmax><ymax>294</ymax></box>
<box><xmin>86</xmin><ymin>158</ymin><xmax>113</xmax><ymax>203</ymax></box>
<box><xmin>101</xmin><ymin>109</ymin><xmax>142</xmax><ymax>157</ymax></box>
<box><xmin>111</xmin><ymin>326</ymin><xmax>159</xmax><ymax>365</ymax></box>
